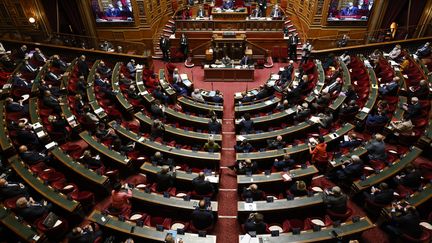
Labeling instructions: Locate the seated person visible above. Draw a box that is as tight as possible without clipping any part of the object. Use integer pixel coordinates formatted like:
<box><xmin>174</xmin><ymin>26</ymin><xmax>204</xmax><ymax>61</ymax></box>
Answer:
<box><xmin>151</xmin><ymin>151</ymin><xmax>171</xmax><ymax>166</ymax></box>
<box><xmin>67</xmin><ymin>223</ymin><xmax>103</xmax><ymax>243</ymax></box>
<box><xmin>390</xmin><ymin>118</ymin><xmax>414</xmax><ymax>136</ymax></box>
<box><xmin>250</xmin><ymin>7</ymin><xmax>263</xmax><ymax>18</ymax></box>
<box><xmin>267</xmin><ymin>135</ymin><xmax>286</xmax><ymax>150</ymax></box>
<box><xmin>42</xmin><ymin>90</ymin><xmax>62</xmax><ymax>113</ymax></box>
<box><xmin>16</xmin><ymin>196</ymin><xmax>51</xmax><ymax>222</ymax></box>
<box><xmin>379</xmin><ymin>77</ymin><xmax>400</xmax><ymax>96</ymax></box>
<box><xmin>79</xmin><ymin>150</ymin><xmax>102</xmax><ymax>168</ymax></box>
<box><xmin>212</xmin><ymin>90</ymin><xmax>224</xmax><ymax>103</ymax></box>
<box><xmin>119</xmin><ymin>73</ymin><xmax>133</xmax><ymax>86</ymax></box>
<box><xmin>221</xmin><ymin>54</ymin><xmax>232</xmax><ymax>66</ymax></box>
<box><xmin>242</xmin><ymin>184</ymin><xmax>265</xmax><ymax>201</ymax></box>
<box><xmin>294</xmin><ymin>102</ymin><xmax>311</xmax><ymax>121</ymax></box>
<box><xmin>240</xmin><ymin>54</ymin><xmax>253</xmax><ymax>66</ymax></box>
<box><xmin>366</xmin><ymin>110</ymin><xmax>389</xmax><ymax>127</ymax></box>
<box><xmin>110</xmin><ymin>182</ymin><xmax>132</xmax><ymax>215</ymax></box>
<box><xmin>276</xmin><ymin>99</ymin><xmax>290</xmax><ymax>111</ymax></box>
<box><xmin>385</xmin><ymin>205</ymin><xmax>422</xmax><ymax>239</ymax></box>
<box><xmin>270</xmin><ymin>4</ymin><xmax>281</xmax><ymax>19</ymax></box>
<box><xmin>84</xmin><ymin>106</ymin><xmax>99</xmax><ymax>127</ymax></box>
<box><xmin>339</xmin><ymin>132</ymin><xmax>362</xmax><ymax>149</ymax></box>
<box><xmin>408</xmin><ymin>80</ymin><xmax>429</xmax><ymax>99</ymax></box>
<box><xmin>316</xmin><ymin>111</ymin><xmax>334</xmax><ymax>129</ymax></box>
<box><xmin>208</xmin><ymin>116</ymin><xmax>222</xmax><ymax>134</ymax></box>
<box><xmin>192</xmin><ymin>172</ymin><xmax>214</xmax><ymax>195</ymax></box>
<box><xmin>364</xmin><ymin>182</ymin><xmax>394</xmax><ymax>205</ymax></box>
<box><xmin>394</xmin><ymin>164</ymin><xmax>422</xmax><ymax>190</ymax></box>
<box><xmin>222</xmin><ymin>0</ymin><xmax>234</xmax><ymax>10</ymax></box>
<box><xmin>192</xmin><ymin>88</ymin><xmax>205</xmax><ymax>102</ymax></box>
<box><xmin>126</xmin><ymin>59</ymin><xmax>137</xmax><ymax>77</ymax></box>
<box><xmin>150</xmin><ymin>119</ymin><xmax>165</xmax><ymax>140</ymax></box>
<box><xmin>312</xmin><ymin>91</ymin><xmax>331</xmax><ymax>110</ymax></box>
<box><xmin>339</xmin><ymin>52</ymin><xmax>351</xmax><ymax>65</ymax></box>
<box><xmin>402</xmin><ymin>97</ymin><xmax>422</xmax><ymax>120</ymax></box>
<box><xmin>388</xmin><ymin>44</ymin><xmax>402</xmax><ymax>61</ymax></box>
<box><xmin>12</xmin><ymin>72</ymin><xmax>32</xmax><ymax>89</ymax></box>
<box><xmin>33</xmin><ymin>48</ymin><xmax>48</xmax><ymax>63</ymax></box>
<box><xmin>197</xmin><ymin>6</ymin><xmax>206</xmax><ymax>18</ymax></box>
<box><xmin>288</xmin><ymin>180</ymin><xmax>308</xmax><ymax>197</ymax></box>
<box><xmin>234</xmin><ymin>159</ymin><xmax>258</xmax><ymax>175</ymax></box>
<box><xmin>191</xmin><ymin>200</ymin><xmax>214</xmax><ymax>230</ymax></box>
<box><xmin>203</xmin><ymin>137</ymin><xmax>221</xmax><ymax>152</ymax></box>
<box><xmin>330</xmin><ymin>155</ymin><xmax>364</xmax><ymax>181</ymax></box>
<box><xmin>126</xmin><ymin>85</ymin><xmax>142</xmax><ymax>100</ymax></box>
<box><xmin>95</xmin><ymin>123</ymin><xmax>119</xmax><ymax>142</ymax></box>
<box><xmin>16</xmin><ymin>122</ymin><xmax>40</xmax><ymax>148</ymax></box>
<box><xmin>172</xmin><ymin>81</ymin><xmax>188</xmax><ymax>96</ymax></box>
<box><xmin>5</xmin><ymin>97</ymin><xmax>28</xmax><ymax>115</ymax></box>
<box><xmin>415</xmin><ymin>42</ymin><xmax>431</xmax><ymax>59</ymax></box>
<box><xmin>150</xmin><ymin>100</ymin><xmax>165</xmax><ymax>119</ymax></box>
<box><xmin>51</xmin><ymin>55</ymin><xmax>67</xmax><ymax>71</ymax></box>
<box><xmin>97</xmin><ymin>61</ymin><xmax>112</xmax><ymax>76</ymax></box>
<box><xmin>0</xmin><ymin>178</ymin><xmax>28</xmax><ymax>199</ymax></box>
<box><xmin>365</xmin><ymin>133</ymin><xmax>387</xmax><ymax>161</ymax></box>
<box><xmin>273</xmin><ymin>153</ymin><xmax>295</xmax><ymax>171</ymax></box>
<box><xmin>339</xmin><ymin>100</ymin><xmax>359</xmax><ymax>117</ymax></box>
<box><xmin>255</xmin><ymin>84</ymin><xmax>273</xmax><ymax>100</ymax></box>
<box><xmin>235</xmin><ymin>139</ymin><xmax>253</xmax><ymax>153</ymax></box>
<box><xmin>323</xmin><ymin>186</ymin><xmax>347</xmax><ymax>214</ymax></box>
<box><xmin>18</xmin><ymin>145</ymin><xmax>49</xmax><ymax>165</ymax></box>
<box><xmin>244</xmin><ymin>213</ymin><xmax>267</xmax><ymax>234</ymax></box>
<box><xmin>156</xmin><ymin>165</ymin><xmax>176</xmax><ymax>192</ymax></box>
<box><xmin>341</xmin><ymin>2</ymin><xmax>358</xmax><ymax>16</ymax></box>
<box><xmin>239</xmin><ymin>113</ymin><xmax>254</xmax><ymax>134</ymax></box>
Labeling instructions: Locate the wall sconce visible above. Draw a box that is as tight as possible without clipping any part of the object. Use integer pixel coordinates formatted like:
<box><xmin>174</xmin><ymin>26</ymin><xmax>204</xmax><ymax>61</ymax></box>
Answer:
<box><xmin>28</xmin><ymin>17</ymin><xmax>39</xmax><ymax>29</ymax></box>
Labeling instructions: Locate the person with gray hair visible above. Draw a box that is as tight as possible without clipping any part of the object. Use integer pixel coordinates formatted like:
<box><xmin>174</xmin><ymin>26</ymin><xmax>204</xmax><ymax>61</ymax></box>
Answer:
<box><xmin>323</xmin><ymin>186</ymin><xmax>347</xmax><ymax>214</ymax></box>
<box><xmin>333</xmin><ymin>155</ymin><xmax>364</xmax><ymax>181</ymax></box>
<box><xmin>191</xmin><ymin>88</ymin><xmax>204</xmax><ymax>102</ymax></box>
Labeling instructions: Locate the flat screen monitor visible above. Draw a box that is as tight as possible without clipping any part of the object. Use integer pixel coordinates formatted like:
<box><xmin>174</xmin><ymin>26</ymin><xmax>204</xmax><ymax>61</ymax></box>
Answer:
<box><xmin>92</xmin><ymin>0</ymin><xmax>134</xmax><ymax>23</ymax></box>
<box><xmin>327</xmin><ymin>0</ymin><xmax>374</xmax><ymax>22</ymax></box>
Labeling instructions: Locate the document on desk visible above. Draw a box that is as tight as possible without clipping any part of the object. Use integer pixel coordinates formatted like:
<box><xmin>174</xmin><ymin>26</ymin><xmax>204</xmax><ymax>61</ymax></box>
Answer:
<box><xmin>281</xmin><ymin>173</ymin><xmax>292</xmax><ymax>181</ymax></box>
<box><xmin>237</xmin><ymin>135</ymin><xmax>246</xmax><ymax>141</ymax></box>
<box><xmin>240</xmin><ymin>234</ymin><xmax>252</xmax><ymax>243</ymax></box>
<box><xmin>309</xmin><ymin>116</ymin><xmax>321</xmax><ymax>123</ymax></box>
<box><xmin>361</xmin><ymin>107</ymin><xmax>370</xmax><ymax>113</ymax></box>
<box><xmin>271</xmin><ymin>74</ymin><xmax>280</xmax><ymax>80</ymax></box>
<box><xmin>264</xmin><ymin>100</ymin><xmax>273</xmax><ymax>105</ymax></box>
<box><xmin>205</xmin><ymin>176</ymin><xmax>219</xmax><ymax>183</ymax></box>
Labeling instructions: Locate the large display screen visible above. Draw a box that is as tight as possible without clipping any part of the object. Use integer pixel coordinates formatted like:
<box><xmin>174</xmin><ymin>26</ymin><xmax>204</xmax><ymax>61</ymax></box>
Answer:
<box><xmin>327</xmin><ymin>0</ymin><xmax>374</xmax><ymax>22</ymax></box>
<box><xmin>92</xmin><ymin>0</ymin><xmax>134</xmax><ymax>23</ymax></box>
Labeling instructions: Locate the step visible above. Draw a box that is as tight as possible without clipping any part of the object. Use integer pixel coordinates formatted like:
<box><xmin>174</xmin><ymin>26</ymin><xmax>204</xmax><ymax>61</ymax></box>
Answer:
<box><xmin>168</xmin><ymin>20</ymin><xmax>175</xmax><ymax>24</ymax></box>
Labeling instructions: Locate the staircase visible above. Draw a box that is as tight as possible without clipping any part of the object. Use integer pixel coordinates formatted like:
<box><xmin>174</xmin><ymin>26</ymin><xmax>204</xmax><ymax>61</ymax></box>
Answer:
<box><xmin>152</xmin><ymin>19</ymin><xmax>176</xmax><ymax>59</ymax></box>
<box><xmin>284</xmin><ymin>19</ymin><xmax>304</xmax><ymax>61</ymax></box>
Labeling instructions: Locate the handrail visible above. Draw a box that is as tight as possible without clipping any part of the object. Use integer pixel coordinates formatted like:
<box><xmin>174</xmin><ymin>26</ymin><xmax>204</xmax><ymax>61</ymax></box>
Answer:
<box><xmin>246</xmin><ymin>40</ymin><xmax>268</xmax><ymax>56</ymax></box>
<box><xmin>190</xmin><ymin>40</ymin><xmax>212</xmax><ymax>55</ymax></box>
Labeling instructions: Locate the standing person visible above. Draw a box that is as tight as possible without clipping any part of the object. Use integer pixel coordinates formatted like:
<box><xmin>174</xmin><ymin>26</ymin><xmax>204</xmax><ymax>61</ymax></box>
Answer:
<box><xmin>301</xmin><ymin>40</ymin><xmax>312</xmax><ymax>64</ymax></box>
<box><xmin>257</xmin><ymin>0</ymin><xmax>267</xmax><ymax>17</ymax></box>
<box><xmin>180</xmin><ymin>33</ymin><xmax>189</xmax><ymax>61</ymax></box>
<box><xmin>160</xmin><ymin>36</ymin><xmax>170</xmax><ymax>62</ymax></box>
<box><xmin>288</xmin><ymin>33</ymin><xmax>299</xmax><ymax>61</ymax></box>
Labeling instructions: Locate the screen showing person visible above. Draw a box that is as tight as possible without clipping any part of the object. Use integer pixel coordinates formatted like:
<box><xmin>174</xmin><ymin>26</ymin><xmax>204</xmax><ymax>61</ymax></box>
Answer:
<box><xmin>92</xmin><ymin>0</ymin><xmax>134</xmax><ymax>23</ymax></box>
<box><xmin>327</xmin><ymin>0</ymin><xmax>374</xmax><ymax>22</ymax></box>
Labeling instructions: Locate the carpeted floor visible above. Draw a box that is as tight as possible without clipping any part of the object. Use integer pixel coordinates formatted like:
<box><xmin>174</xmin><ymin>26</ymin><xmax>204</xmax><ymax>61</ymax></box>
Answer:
<box><xmin>152</xmin><ymin>60</ymin><xmax>391</xmax><ymax>243</ymax></box>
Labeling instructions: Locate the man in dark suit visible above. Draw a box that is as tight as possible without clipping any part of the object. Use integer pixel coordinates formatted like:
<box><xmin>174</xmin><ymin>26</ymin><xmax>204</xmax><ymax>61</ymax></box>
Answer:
<box><xmin>235</xmin><ymin>139</ymin><xmax>253</xmax><ymax>153</ymax></box>
<box><xmin>273</xmin><ymin>153</ymin><xmax>295</xmax><ymax>171</ymax></box>
<box><xmin>222</xmin><ymin>0</ymin><xmax>234</xmax><ymax>9</ymax></box>
<box><xmin>364</xmin><ymin>182</ymin><xmax>394</xmax><ymax>205</ymax></box>
<box><xmin>150</xmin><ymin>151</ymin><xmax>168</xmax><ymax>166</ymax></box>
<box><xmin>235</xmin><ymin>159</ymin><xmax>258</xmax><ymax>175</ymax></box>
<box><xmin>16</xmin><ymin>45</ymin><xmax>28</xmax><ymax>60</ymax></box>
<box><xmin>395</xmin><ymin>165</ymin><xmax>422</xmax><ymax>190</ymax></box>
<box><xmin>239</xmin><ymin>113</ymin><xmax>254</xmax><ymax>134</ymax></box>
<box><xmin>288</xmin><ymin>33</ymin><xmax>299</xmax><ymax>61</ymax></box>
<box><xmin>250</xmin><ymin>7</ymin><xmax>262</xmax><ymax>18</ymax></box>
<box><xmin>197</xmin><ymin>6</ymin><xmax>206</xmax><ymax>18</ymax></box>
<box><xmin>5</xmin><ymin>97</ymin><xmax>28</xmax><ymax>115</ymax></box>
<box><xmin>270</xmin><ymin>4</ymin><xmax>281</xmax><ymax>19</ymax></box>
<box><xmin>42</xmin><ymin>90</ymin><xmax>62</xmax><ymax>113</ymax></box>
<box><xmin>379</xmin><ymin>77</ymin><xmax>400</xmax><ymax>96</ymax></box>
<box><xmin>51</xmin><ymin>55</ymin><xmax>67</xmax><ymax>72</ymax></box>
<box><xmin>12</xmin><ymin>72</ymin><xmax>32</xmax><ymax>89</ymax></box>
<box><xmin>16</xmin><ymin>124</ymin><xmax>40</xmax><ymax>148</ymax></box>
<box><xmin>212</xmin><ymin>90</ymin><xmax>224</xmax><ymax>103</ymax></box>
<box><xmin>402</xmin><ymin>97</ymin><xmax>422</xmax><ymax>120</ymax></box>
<box><xmin>365</xmin><ymin>133</ymin><xmax>387</xmax><ymax>161</ymax></box>
<box><xmin>192</xmin><ymin>172</ymin><xmax>214</xmax><ymax>195</ymax></box>
<box><xmin>240</xmin><ymin>54</ymin><xmax>253</xmax><ymax>66</ymax></box>
<box><xmin>386</xmin><ymin>205</ymin><xmax>423</xmax><ymax>239</ymax></box>
<box><xmin>244</xmin><ymin>213</ymin><xmax>267</xmax><ymax>234</ymax></box>
<box><xmin>0</xmin><ymin>178</ymin><xmax>28</xmax><ymax>199</ymax></box>
<box><xmin>333</xmin><ymin>155</ymin><xmax>364</xmax><ymax>181</ymax></box>
<box><xmin>191</xmin><ymin>200</ymin><xmax>214</xmax><ymax>230</ymax></box>
<box><xmin>33</xmin><ymin>48</ymin><xmax>48</xmax><ymax>63</ymax></box>
<box><xmin>16</xmin><ymin>196</ymin><xmax>51</xmax><ymax>222</ymax></box>
<box><xmin>323</xmin><ymin>186</ymin><xmax>347</xmax><ymax>214</ymax></box>
<box><xmin>156</xmin><ymin>165</ymin><xmax>175</xmax><ymax>192</ymax></box>
<box><xmin>18</xmin><ymin>145</ymin><xmax>49</xmax><ymax>165</ymax></box>
<box><xmin>77</xmin><ymin>55</ymin><xmax>89</xmax><ymax>78</ymax></box>
<box><xmin>208</xmin><ymin>116</ymin><xmax>221</xmax><ymax>134</ymax></box>
<box><xmin>160</xmin><ymin>36</ymin><xmax>170</xmax><ymax>62</ymax></box>
<box><xmin>242</xmin><ymin>184</ymin><xmax>265</xmax><ymax>201</ymax></box>
<box><xmin>257</xmin><ymin>0</ymin><xmax>267</xmax><ymax>17</ymax></box>
<box><xmin>67</xmin><ymin>224</ymin><xmax>102</xmax><ymax>243</ymax></box>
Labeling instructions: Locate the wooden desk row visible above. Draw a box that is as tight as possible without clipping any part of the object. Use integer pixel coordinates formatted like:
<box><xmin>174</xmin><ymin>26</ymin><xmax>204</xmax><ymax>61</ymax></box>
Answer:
<box><xmin>131</xmin><ymin>189</ymin><xmax>218</xmax><ymax>213</ymax></box>
<box><xmin>86</xmin><ymin>60</ymin><xmax>108</xmax><ymax>120</ymax></box>
<box><xmin>108</xmin><ymin>121</ymin><xmax>221</xmax><ymax>163</ymax></box>
<box><xmin>239</xmin><ymin>217</ymin><xmax>374</xmax><ymax>243</ymax></box>
<box><xmin>237</xmin><ymin>165</ymin><xmax>318</xmax><ymax>185</ymax></box>
<box><xmin>0</xmin><ymin>100</ymin><xmax>14</xmax><ymax>154</ymax></box>
<box><xmin>238</xmin><ymin>193</ymin><xmax>323</xmax><ymax>213</ymax></box>
<box><xmin>8</xmin><ymin>155</ymin><xmax>81</xmax><ymax>214</ymax></box>
<box><xmin>141</xmin><ymin>162</ymin><xmax>219</xmax><ymax>185</ymax></box>
<box><xmin>0</xmin><ymin>206</ymin><xmax>43</xmax><ymax>242</ymax></box>
<box><xmin>236</xmin><ymin>123</ymin><xmax>355</xmax><ymax>161</ymax></box>
<box><xmin>175</xmin><ymin>19</ymin><xmax>284</xmax><ymax>32</ymax></box>
<box><xmin>177</xmin><ymin>96</ymin><xmax>223</xmax><ymax>116</ymax></box>
<box><xmin>112</xmin><ymin>62</ymin><xmax>133</xmax><ymax>112</ymax></box>
<box><xmin>352</xmin><ymin>146</ymin><xmax>422</xmax><ymax>192</ymax></box>
<box><xmin>135</xmin><ymin>111</ymin><xmax>222</xmax><ymax>143</ymax></box>
<box><xmin>235</xmin><ymin>96</ymin><xmax>280</xmax><ymax>116</ymax></box>
<box><xmin>355</xmin><ymin>60</ymin><xmax>378</xmax><ymax>121</ymax></box>
<box><xmin>89</xmin><ymin>210</ymin><xmax>217</xmax><ymax>243</ymax></box>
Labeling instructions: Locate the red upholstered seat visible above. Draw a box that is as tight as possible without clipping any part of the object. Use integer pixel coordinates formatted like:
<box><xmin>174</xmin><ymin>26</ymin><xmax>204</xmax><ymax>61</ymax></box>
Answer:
<box><xmin>35</xmin><ymin>216</ymin><xmax>68</xmax><ymax>240</ymax></box>
<box><xmin>69</xmin><ymin>190</ymin><xmax>94</xmax><ymax>204</ymax></box>
<box><xmin>145</xmin><ymin>216</ymin><xmax>172</xmax><ymax>229</ymax></box>
<box><xmin>39</xmin><ymin>171</ymin><xmax>65</xmax><ymax>183</ymax></box>
<box><xmin>401</xmin><ymin>228</ymin><xmax>431</xmax><ymax>243</ymax></box>
<box><xmin>4</xmin><ymin>196</ymin><xmax>19</xmax><ymax>209</ymax></box>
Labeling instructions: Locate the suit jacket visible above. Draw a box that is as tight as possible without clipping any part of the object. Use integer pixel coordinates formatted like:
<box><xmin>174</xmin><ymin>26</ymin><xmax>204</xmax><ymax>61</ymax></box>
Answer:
<box><xmin>6</xmin><ymin>102</ymin><xmax>25</xmax><ymax>113</ymax></box>
<box><xmin>0</xmin><ymin>183</ymin><xmax>27</xmax><ymax>199</ymax></box>
<box><xmin>33</xmin><ymin>52</ymin><xmax>47</xmax><ymax>63</ymax></box>
<box><xmin>242</xmin><ymin>189</ymin><xmax>264</xmax><ymax>201</ymax></box>
<box><xmin>400</xmin><ymin>170</ymin><xmax>422</xmax><ymax>189</ymax></box>
<box><xmin>222</xmin><ymin>0</ymin><xmax>233</xmax><ymax>9</ymax></box>
<box><xmin>240</xmin><ymin>56</ymin><xmax>253</xmax><ymax>66</ymax></box>
<box><xmin>393</xmin><ymin>212</ymin><xmax>422</xmax><ymax>238</ymax></box>
<box><xmin>405</xmin><ymin>103</ymin><xmax>422</xmax><ymax>119</ymax></box>
<box><xmin>77</xmin><ymin>60</ymin><xmax>89</xmax><ymax>77</ymax></box>
<box><xmin>323</xmin><ymin>193</ymin><xmax>347</xmax><ymax>214</ymax></box>
<box><xmin>365</xmin><ymin>140</ymin><xmax>387</xmax><ymax>161</ymax></box>
<box><xmin>192</xmin><ymin>178</ymin><xmax>214</xmax><ymax>195</ymax></box>
<box><xmin>239</xmin><ymin>119</ymin><xmax>254</xmax><ymax>134</ymax></box>
<box><xmin>17</xmin><ymin>130</ymin><xmax>39</xmax><ymax>146</ymax></box>
<box><xmin>270</xmin><ymin>8</ymin><xmax>281</xmax><ymax>18</ymax></box>
<box><xmin>156</xmin><ymin>173</ymin><xmax>175</xmax><ymax>192</ymax></box>
<box><xmin>17</xmin><ymin>205</ymin><xmax>48</xmax><ymax>222</ymax></box>
<box><xmin>12</xmin><ymin>76</ymin><xmax>31</xmax><ymax>89</ymax></box>
<box><xmin>208</xmin><ymin>120</ymin><xmax>221</xmax><ymax>134</ymax></box>
<box><xmin>343</xmin><ymin>161</ymin><xmax>364</xmax><ymax>178</ymax></box>
<box><xmin>20</xmin><ymin>151</ymin><xmax>46</xmax><ymax>164</ymax></box>
<box><xmin>191</xmin><ymin>208</ymin><xmax>214</xmax><ymax>230</ymax></box>
<box><xmin>288</xmin><ymin>35</ymin><xmax>299</xmax><ymax>46</ymax></box>
<box><xmin>370</xmin><ymin>189</ymin><xmax>394</xmax><ymax>205</ymax></box>
<box><xmin>42</xmin><ymin>95</ymin><xmax>60</xmax><ymax>110</ymax></box>
<box><xmin>244</xmin><ymin>219</ymin><xmax>267</xmax><ymax>234</ymax></box>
